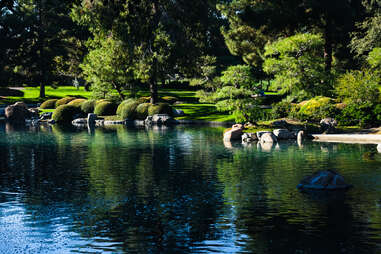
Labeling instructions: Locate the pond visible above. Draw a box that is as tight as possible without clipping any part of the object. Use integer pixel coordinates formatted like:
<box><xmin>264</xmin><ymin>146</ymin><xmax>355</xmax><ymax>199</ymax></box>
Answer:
<box><xmin>0</xmin><ymin>123</ymin><xmax>380</xmax><ymax>253</ymax></box>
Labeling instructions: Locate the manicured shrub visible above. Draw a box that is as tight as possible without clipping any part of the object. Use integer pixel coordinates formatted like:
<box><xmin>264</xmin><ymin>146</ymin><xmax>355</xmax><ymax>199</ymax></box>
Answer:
<box><xmin>116</xmin><ymin>98</ymin><xmax>136</xmax><ymax>116</ymax></box>
<box><xmin>40</xmin><ymin>99</ymin><xmax>58</xmax><ymax>109</ymax></box>
<box><xmin>135</xmin><ymin>103</ymin><xmax>151</xmax><ymax>120</ymax></box>
<box><xmin>52</xmin><ymin>105</ymin><xmax>80</xmax><ymax>124</ymax></box>
<box><xmin>55</xmin><ymin>97</ymin><xmax>76</xmax><ymax>108</ymax></box>
<box><xmin>119</xmin><ymin>101</ymin><xmax>139</xmax><ymax>119</ymax></box>
<box><xmin>297</xmin><ymin>96</ymin><xmax>337</xmax><ymax>122</ymax></box>
<box><xmin>160</xmin><ymin>96</ymin><xmax>178</xmax><ymax>104</ymax></box>
<box><xmin>271</xmin><ymin>101</ymin><xmax>292</xmax><ymax>119</ymax></box>
<box><xmin>81</xmin><ymin>100</ymin><xmax>96</xmax><ymax>114</ymax></box>
<box><xmin>94</xmin><ymin>101</ymin><xmax>117</xmax><ymax>116</ymax></box>
<box><xmin>148</xmin><ymin>103</ymin><xmax>173</xmax><ymax>116</ymax></box>
<box><xmin>67</xmin><ymin>98</ymin><xmax>86</xmax><ymax>108</ymax></box>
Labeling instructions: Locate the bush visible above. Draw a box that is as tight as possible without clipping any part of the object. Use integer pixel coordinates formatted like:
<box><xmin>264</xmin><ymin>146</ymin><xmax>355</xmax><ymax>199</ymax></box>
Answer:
<box><xmin>52</xmin><ymin>105</ymin><xmax>80</xmax><ymax>124</ymax></box>
<box><xmin>297</xmin><ymin>96</ymin><xmax>337</xmax><ymax>121</ymax></box>
<box><xmin>67</xmin><ymin>99</ymin><xmax>86</xmax><ymax>108</ymax></box>
<box><xmin>94</xmin><ymin>101</ymin><xmax>117</xmax><ymax>116</ymax></box>
<box><xmin>271</xmin><ymin>101</ymin><xmax>292</xmax><ymax>119</ymax></box>
<box><xmin>116</xmin><ymin>98</ymin><xmax>136</xmax><ymax>115</ymax></box>
<box><xmin>40</xmin><ymin>99</ymin><xmax>58</xmax><ymax>109</ymax></box>
<box><xmin>119</xmin><ymin>101</ymin><xmax>139</xmax><ymax>119</ymax></box>
<box><xmin>81</xmin><ymin>100</ymin><xmax>96</xmax><ymax>114</ymax></box>
<box><xmin>148</xmin><ymin>103</ymin><xmax>173</xmax><ymax>116</ymax></box>
<box><xmin>337</xmin><ymin>102</ymin><xmax>380</xmax><ymax>127</ymax></box>
<box><xmin>160</xmin><ymin>96</ymin><xmax>178</xmax><ymax>104</ymax></box>
<box><xmin>136</xmin><ymin>103</ymin><xmax>151</xmax><ymax>120</ymax></box>
<box><xmin>55</xmin><ymin>97</ymin><xmax>76</xmax><ymax>108</ymax></box>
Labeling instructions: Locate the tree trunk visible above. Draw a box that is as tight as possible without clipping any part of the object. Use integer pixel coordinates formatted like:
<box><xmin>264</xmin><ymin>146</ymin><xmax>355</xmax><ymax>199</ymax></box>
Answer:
<box><xmin>112</xmin><ymin>81</ymin><xmax>125</xmax><ymax>100</ymax></box>
<box><xmin>150</xmin><ymin>81</ymin><xmax>158</xmax><ymax>104</ymax></box>
<box><xmin>324</xmin><ymin>17</ymin><xmax>332</xmax><ymax>73</ymax></box>
<box><xmin>37</xmin><ymin>0</ymin><xmax>46</xmax><ymax>98</ymax></box>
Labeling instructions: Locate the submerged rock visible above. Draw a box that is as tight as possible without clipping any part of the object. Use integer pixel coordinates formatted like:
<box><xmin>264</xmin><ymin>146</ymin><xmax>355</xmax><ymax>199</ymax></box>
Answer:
<box><xmin>260</xmin><ymin>132</ymin><xmax>278</xmax><ymax>143</ymax></box>
<box><xmin>273</xmin><ymin>129</ymin><xmax>295</xmax><ymax>139</ymax></box>
<box><xmin>297</xmin><ymin>170</ymin><xmax>352</xmax><ymax>190</ymax></box>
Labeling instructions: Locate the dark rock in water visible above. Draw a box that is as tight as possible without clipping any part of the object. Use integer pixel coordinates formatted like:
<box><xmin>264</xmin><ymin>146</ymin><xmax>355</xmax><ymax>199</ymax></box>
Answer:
<box><xmin>297</xmin><ymin>170</ymin><xmax>352</xmax><ymax>190</ymax></box>
<box><xmin>320</xmin><ymin>118</ymin><xmax>337</xmax><ymax>134</ymax></box>
<box><xmin>5</xmin><ymin>102</ymin><xmax>31</xmax><ymax>123</ymax></box>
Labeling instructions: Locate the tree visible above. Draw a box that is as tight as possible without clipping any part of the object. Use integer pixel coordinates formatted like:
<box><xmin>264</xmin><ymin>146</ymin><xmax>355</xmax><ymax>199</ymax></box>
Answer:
<box><xmin>263</xmin><ymin>33</ymin><xmax>330</xmax><ymax>101</ymax></box>
<box><xmin>72</xmin><ymin>0</ymin><xmax>228</xmax><ymax>103</ymax></box>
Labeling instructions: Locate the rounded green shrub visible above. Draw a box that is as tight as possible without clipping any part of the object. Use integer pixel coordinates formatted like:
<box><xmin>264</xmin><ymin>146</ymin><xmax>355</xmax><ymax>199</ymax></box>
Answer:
<box><xmin>119</xmin><ymin>101</ymin><xmax>140</xmax><ymax>119</ymax></box>
<box><xmin>148</xmin><ymin>103</ymin><xmax>173</xmax><ymax>116</ymax></box>
<box><xmin>298</xmin><ymin>96</ymin><xmax>337</xmax><ymax>121</ymax></box>
<box><xmin>67</xmin><ymin>98</ymin><xmax>86</xmax><ymax>108</ymax></box>
<box><xmin>81</xmin><ymin>100</ymin><xmax>96</xmax><ymax>114</ymax></box>
<box><xmin>55</xmin><ymin>97</ymin><xmax>76</xmax><ymax>108</ymax></box>
<box><xmin>136</xmin><ymin>103</ymin><xmax>151</xmax><ymax>120</ymax></box>
<box><xmin>40</xmin><ymin>99</ymin><xmax>58</xmax><ymax>109</ymax></box>
<box><xmin>52</xmin><ymin>105</ymin><xmax>80</xmax><ymax>124</ymax></box>
<box><xmin>116</xmin><ymin>98</ymin><xmax>136</xmax><ymax>116</ymax></box>
<box><xmin>94</xmin><ymin>101</ymin><xmax>117</xmax><ymax>116</ymax></box>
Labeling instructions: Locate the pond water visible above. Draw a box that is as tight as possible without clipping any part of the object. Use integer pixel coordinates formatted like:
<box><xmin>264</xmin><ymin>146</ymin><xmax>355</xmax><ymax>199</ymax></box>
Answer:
<box><xmin>0</xmin><ymin>123</ymin><xmax>380</xmax><ymax>254</ymax></box>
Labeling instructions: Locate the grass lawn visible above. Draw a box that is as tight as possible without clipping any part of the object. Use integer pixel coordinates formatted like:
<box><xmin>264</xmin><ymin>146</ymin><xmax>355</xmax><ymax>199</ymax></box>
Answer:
<box><xmin>0</xmin><ymin>86</ymin><xmax>92</xmax><ymax>104</ymax></box>
<box><xmin>1</xmin><ymin>86</ymin><xmax>235</xmax><ymax>122</ymax></box>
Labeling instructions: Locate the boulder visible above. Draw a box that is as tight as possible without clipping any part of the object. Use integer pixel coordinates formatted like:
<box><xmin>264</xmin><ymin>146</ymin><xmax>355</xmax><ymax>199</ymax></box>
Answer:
<box><xmin>271</xmin><ymin>120</ymin><xmax>288</xmax><ymax>128</ymax></box>
<box><xmin>377</xmin><ymin>144</ymin><xmax>381</xmax><ymax>153</ymax></box>
<box><xmin>72</xmin><ymin>118</ymin><xmax>87</xmax><ymax>125</ymax></box>
<box><xmin>152</xmin><ymin>114</ymin><xmax>175</xmax><ymax>125</ymax></box>
<box><xmin>40</xmin><ymin>112</ymin><xmax>53</xmax><ymax>120</ymax></box>
<box><xmin>145</xmin><ymin>115</ymin><xmax>153</xmax><ymax>126</ymax></box>
<box><xmin>5</xmin><ymin>102</ymin><xmax>31</xmax><ymax>123</ymax></box>
<box><xmin>273</xmin><ymin>129</ymin><xmax>295</xmax><ymax>139</ymax></box>
<box><xmin>256</xmin><ymin>131</ymin><xmax>271</xmax><ymax>139</ymax></box>
<box><xmin>87</xmin><ymin>113</ymin><xmax>97</xmax><ymax>125</ymax></box>
<box><xmin>242</xmin><ymin>132</ymin><xmax>258</xmax><ymax>143</ymax></box>
<box><xmin>172</xmin><ymin>108</ymin><xmax>185</xmax><ymax>117</ymax></box>
<box><xmin>297</xmin><ymin>170</ymin><xmax>352</xmax><ymax>190</ymax></box>
<box><xmin>320</xmin><ymin>118</ymin><xmax>337</xmax><ymax>134</ymax></box>
<box><xmin>260</xmin><ymin>132</ymin><xmax>278</xmax><ymax>143</ymax></box>
<box><xmin>28</xmin><ymin>108</ymin><xmax>40</xmax><ymax>118</ymax></box>
<box><xmin>223</xmin><ymin>124</ymin><xmax>244</xmax><ymax>142</ymax></box>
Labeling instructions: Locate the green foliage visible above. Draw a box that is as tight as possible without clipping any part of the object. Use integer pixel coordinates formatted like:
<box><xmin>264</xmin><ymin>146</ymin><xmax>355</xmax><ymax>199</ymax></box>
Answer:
<box><xmin>52</xmin><ymin>105</ymin><xmax>80</xmax><ymax>124</ymax></box>
<box><xmin>148</xmin><ymin>103</ymin><xmax>172</xmax><ymax>116</ymax></box>
<box><xmin>270</xmin><ymin>101</ymin><xmax>293</xmax><ymax>119</ymax></box>
<box><xmin>81</xmin><ymin>100</ymin><xmax>96</xmax><ymax>114</ymax></box>
<box><xmin>94</xmin><ymin>101</ymin><xmax>117</xmax><ymax>116</ymax></box>
<box><xmin>335</xmin><ymin>70</ymin><xmax>380</xmax><ymax>105</ymax></box>
<box><xmin>190</xmin><ymin>56</ymin><xmax>221</xmax><ymax>90</ymax></box>
<box><xmin>55</xmin><ymin>97</ymin><xmax>76</xmax><ymax>108</ymax></box>
<box><xmin>337</xmin><ymin>102</ymin><xmax>380</xmax><ymax>127</ymax></box>
<box><xmin>40</xmin><ymin>99</ymin><xmax>58</xmax><ymax>109</ymax></box>
<box><xmin>367</xmin><ymin>47</ymin><xmax>381</xmax><ymax>68</ymax></box>
<box><xmin>135</xmin><ymin>103</ymin><xmax>151</xmax><ymax>120</ymax></box>
<box><xmin>220</xmin><ymin>65</ymin><xmax>256</xmax><ymax>89</ymax></box>
<box><xmin>118</xmin><ymin>100</ymin><xmax>139</xmax><ymax>120</ymax></box>
<box><xmin>67</xmin><ymin>99</ymin><xmax>86</xmax><ymax>108</ymax></box>
<box><xmin>116</xmin><ymin>99</ymin><xmax>136</xmax><ymax>116</ymax></box>
<box><xmin>297</xmin><ymin>96</ymin><xmax>338</xmax><ymax>121</ymax></box>
<box><xmin>263</xmin><ymin>33</ymin><xmax>331</xmax><ymax>100</ymax></box>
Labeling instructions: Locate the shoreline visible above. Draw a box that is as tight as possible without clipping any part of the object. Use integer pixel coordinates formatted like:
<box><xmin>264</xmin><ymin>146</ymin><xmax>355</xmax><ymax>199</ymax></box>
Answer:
<box><xmin>312</xmin><ymin>134</ymin><xmax>381</xmax><ymax>144</ymax></box>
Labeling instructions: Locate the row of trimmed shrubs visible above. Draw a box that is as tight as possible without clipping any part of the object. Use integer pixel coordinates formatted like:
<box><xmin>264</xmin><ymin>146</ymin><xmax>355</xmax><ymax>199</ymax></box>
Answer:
<box><xmin>45</xmin><ymin>96</ymin><xmax>174</xmax><ymax>123</ymax></box>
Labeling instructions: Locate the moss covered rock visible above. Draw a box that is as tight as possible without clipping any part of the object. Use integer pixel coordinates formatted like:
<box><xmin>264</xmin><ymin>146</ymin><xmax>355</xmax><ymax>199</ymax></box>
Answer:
<box><xmin>40</xmin><ymin>99</ymin><xmax>58</xmax><ymax>109</ymax></box>
<box><xmin>52</xmin><ymin>105</ymin><xmax>80</xmax><ymax>124</ymax></box>
<box><xmin>55</xmin><ymin>97</ymin><xmax>76</xmax><ymax>108</ymax></box>
<box><xmin>94</xmin><ymin>101</ymin><xmax>117</xmax><ymax>116</ymax></box>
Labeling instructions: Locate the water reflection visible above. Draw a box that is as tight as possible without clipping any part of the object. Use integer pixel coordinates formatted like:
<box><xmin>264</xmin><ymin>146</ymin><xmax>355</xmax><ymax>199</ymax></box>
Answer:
<box><xmin>0</xmin><ymin>123</ymin><xmax>380</xmax><ymax>253</ymax></box>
